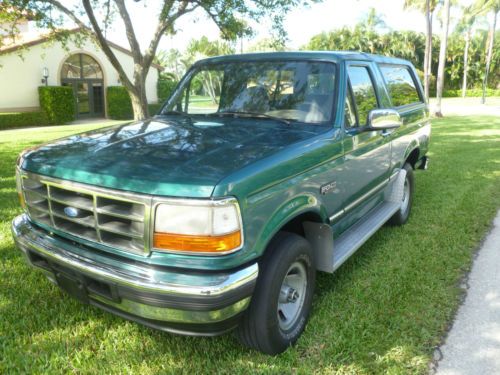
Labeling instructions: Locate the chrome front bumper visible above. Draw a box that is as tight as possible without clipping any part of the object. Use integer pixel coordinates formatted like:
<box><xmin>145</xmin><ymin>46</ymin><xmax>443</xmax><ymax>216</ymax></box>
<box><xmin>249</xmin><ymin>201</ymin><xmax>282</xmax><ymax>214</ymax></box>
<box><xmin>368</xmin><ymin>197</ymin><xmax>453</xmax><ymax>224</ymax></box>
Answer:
<box><xmin>11</xmin><ymin>214</ymin><xmax>258</xmax><ymax>336</ymax></box>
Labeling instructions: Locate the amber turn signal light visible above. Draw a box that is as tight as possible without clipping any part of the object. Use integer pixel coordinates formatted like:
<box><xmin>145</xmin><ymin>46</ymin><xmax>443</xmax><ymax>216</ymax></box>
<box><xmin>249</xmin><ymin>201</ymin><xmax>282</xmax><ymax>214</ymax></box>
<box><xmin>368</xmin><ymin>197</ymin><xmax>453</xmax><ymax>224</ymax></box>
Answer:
<box><xmin>153</xmin><ymin>231</ymin><xmax>242</xmax><ymax>253</ymax></box>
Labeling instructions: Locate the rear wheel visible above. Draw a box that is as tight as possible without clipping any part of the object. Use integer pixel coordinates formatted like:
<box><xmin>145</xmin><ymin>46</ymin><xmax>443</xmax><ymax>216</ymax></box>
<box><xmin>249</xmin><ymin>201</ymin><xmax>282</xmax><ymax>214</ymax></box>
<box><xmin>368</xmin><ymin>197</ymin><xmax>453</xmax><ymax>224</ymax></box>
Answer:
<box><xmin>236</xmin><ymin>232</ymin><xmax>315</xmax><ymax>355</ymax></box>
<box><xmin>388</xmin><ymin>162</ymin><xmax>414</xmax><ymax>226</ymax></box>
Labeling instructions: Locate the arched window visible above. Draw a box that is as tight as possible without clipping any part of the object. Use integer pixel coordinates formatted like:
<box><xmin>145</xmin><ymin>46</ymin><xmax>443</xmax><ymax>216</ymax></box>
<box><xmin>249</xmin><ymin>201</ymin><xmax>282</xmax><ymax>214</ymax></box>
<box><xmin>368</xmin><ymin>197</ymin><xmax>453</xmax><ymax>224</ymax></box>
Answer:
<box><xmin>61</xmin><ymin>53</ymin><xmax>103</xmax><ymax>80</ymax></box>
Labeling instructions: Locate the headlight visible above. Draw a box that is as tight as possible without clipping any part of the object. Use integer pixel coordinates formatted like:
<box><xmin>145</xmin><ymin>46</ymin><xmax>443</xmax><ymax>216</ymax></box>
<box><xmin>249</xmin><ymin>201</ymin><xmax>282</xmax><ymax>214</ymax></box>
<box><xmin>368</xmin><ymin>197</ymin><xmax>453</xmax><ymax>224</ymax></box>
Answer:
<box><xmin>153</xmin><ymin>198</ymin><xmax>243</xmax><ymax>255</ymax></box>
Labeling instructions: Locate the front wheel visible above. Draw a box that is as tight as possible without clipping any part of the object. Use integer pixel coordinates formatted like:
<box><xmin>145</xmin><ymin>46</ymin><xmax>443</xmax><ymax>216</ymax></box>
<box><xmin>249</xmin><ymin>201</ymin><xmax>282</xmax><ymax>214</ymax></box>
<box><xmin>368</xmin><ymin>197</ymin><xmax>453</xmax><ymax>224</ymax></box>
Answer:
<box><xmin>236</xmin><ymin>232</ymin><xmax>316</xmax><ymax>355</ymax></box>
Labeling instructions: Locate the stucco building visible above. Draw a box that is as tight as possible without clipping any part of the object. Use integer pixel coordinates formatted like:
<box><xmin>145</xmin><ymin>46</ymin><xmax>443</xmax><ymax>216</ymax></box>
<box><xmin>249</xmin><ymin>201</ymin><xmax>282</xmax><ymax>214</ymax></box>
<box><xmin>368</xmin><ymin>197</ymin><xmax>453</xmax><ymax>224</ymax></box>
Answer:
<box><xmin>0</xmin><ymin>23</ymin><xmax>161</xmax><ymax>119</ymax></box>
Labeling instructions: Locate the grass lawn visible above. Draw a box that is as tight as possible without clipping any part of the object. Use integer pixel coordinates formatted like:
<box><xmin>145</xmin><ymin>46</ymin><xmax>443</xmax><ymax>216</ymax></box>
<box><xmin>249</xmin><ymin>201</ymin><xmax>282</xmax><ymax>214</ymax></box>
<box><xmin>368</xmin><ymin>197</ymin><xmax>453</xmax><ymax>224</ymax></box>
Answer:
<box><xmin>1</xmin><ymin>116</ymin><xmax>499</xmax><ymax>374</ymax></box>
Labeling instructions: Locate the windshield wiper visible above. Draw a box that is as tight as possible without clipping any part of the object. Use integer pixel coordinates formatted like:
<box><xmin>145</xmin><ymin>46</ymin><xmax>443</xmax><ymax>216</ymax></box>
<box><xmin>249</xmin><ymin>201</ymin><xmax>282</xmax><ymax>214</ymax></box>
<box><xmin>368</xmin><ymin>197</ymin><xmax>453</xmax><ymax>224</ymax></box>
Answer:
<box><xmin>211</xmin><ymin>111</ymin><xmax>293</xmax><ymax>125</ymax></box>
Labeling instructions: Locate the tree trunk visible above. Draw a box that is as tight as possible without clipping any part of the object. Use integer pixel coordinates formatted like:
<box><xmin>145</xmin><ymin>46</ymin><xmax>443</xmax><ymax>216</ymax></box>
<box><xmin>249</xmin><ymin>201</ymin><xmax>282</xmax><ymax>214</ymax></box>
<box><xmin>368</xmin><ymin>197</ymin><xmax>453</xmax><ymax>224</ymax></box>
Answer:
<box><xmin>462</xmin><ymin>28</ymin><xmax>470</xmax><ymax>98</ymax></box>
<box><xmin>481</xmin><ymin>10</ymin><xmax>498</xmax><ymax>105</ymax></box>
<box><xmin>423</xmin><ymin>0</ymin><xmax>432</xmax><ymax>102</ymax></box>
<box><xmin>428</xmin><ymin>12</ymin><xmax>433</xmax><ymax>93</ymax></box>
<box><xmin>434</xmin><ymin>0</ymin><xmax>451</xmax><ymax>117</ymax></box>
<box><xmin>129</xmin><ymin>66</ymin><xmax>149</xmax><ymax>120</ymax></box>
<box><xmin>129</xmin><ymin>77</ymin><xmax>148</xmax><ymax>121</ymax></box>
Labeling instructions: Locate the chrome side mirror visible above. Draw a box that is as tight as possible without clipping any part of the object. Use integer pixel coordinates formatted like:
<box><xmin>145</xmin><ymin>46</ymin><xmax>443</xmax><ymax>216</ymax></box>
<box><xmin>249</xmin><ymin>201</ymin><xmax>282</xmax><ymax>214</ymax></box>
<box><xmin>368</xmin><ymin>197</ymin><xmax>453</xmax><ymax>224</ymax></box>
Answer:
<box><xmin>367</xmin><ymin>109</ymin><xmax>402</xmax><ymax>130</ymax></box>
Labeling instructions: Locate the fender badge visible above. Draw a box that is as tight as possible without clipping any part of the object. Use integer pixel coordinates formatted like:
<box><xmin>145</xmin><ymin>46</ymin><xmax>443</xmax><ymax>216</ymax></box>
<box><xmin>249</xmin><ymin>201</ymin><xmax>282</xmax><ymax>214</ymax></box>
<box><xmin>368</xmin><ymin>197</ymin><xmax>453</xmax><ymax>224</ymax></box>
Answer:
<box><xmin>320</xmin><ymin>181</ymin><xmax>337</xmax><ymax>195</ymax></box>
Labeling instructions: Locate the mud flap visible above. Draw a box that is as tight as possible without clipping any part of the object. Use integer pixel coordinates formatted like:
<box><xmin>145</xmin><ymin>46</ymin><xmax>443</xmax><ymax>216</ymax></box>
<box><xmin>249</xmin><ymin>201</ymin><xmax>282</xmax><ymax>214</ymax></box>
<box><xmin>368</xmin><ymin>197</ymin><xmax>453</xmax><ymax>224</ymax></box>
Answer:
<box><xmin>303</xmin><ymin>221</ymin><xmax>334</xmax><ymax>273</ymax></box>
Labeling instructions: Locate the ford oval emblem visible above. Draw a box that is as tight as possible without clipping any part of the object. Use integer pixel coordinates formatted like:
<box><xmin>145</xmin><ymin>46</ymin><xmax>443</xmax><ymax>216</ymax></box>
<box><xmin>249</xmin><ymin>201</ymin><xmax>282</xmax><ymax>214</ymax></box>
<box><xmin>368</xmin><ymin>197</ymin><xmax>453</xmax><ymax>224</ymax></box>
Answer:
<box><xmin>64</xmin><ymin>206</ymin><xmax>80</xmax><ymax>218</ymax></box>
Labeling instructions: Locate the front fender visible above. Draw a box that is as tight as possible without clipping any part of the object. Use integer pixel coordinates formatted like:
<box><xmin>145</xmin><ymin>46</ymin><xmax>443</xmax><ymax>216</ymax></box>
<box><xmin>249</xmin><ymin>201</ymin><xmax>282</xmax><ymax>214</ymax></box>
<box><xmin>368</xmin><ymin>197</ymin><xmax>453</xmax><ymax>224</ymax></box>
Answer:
<box><xmin>403</xmin><ymin>139</ymin><xmax>420</xmax><ymax>162</ymax></box>
<box><xmin>247</xmin><ymin>193</ymin><xmax>328</xmax><ymax>258</ymax></box>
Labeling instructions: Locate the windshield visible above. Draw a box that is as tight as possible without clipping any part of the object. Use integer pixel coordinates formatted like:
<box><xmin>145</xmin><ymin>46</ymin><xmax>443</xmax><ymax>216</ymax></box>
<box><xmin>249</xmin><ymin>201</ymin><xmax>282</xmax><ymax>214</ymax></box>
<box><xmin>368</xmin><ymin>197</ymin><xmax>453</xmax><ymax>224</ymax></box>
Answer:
<box><xmin>162</xmin><ymin>60</ymin><xmax>336</xmax><ymax>124</ymax></box>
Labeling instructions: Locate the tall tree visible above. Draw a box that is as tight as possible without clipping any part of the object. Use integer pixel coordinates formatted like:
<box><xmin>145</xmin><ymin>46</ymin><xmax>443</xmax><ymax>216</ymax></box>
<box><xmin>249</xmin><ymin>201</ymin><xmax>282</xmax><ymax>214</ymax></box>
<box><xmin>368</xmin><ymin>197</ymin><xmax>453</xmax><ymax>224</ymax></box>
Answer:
<box><xmin>405</xmin><ymin>0</ymin><xmax>438</xmax><ymax>102</ymax></box>
<box><xmin>435</xmin><ymin>0</ymin><xmax>452</xmax><ymax>117</ymax></box>
<box><xmin>3</xmin><ymin>0</ymin><xmax>316</xmax><ymax>120</ymax></box>
<box><xmin>457</xmin><ymin>5</ymin><xmax>478</xmax><ymax>97</ymax></box>
<box><xmin>479</xmin><ymin>0</ymin><xmax>500</xmax><ymax>103</ymax></box>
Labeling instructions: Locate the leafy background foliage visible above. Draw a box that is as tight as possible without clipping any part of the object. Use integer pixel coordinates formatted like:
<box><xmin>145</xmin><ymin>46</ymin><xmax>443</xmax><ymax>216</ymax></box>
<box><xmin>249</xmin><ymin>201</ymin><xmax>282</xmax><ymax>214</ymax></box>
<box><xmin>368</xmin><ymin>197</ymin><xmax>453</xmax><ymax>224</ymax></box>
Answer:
<box><xmin>157</xmin><ymin>78</ymin><xmax>178</xmax><ymax>103</ymax></box>
<box><xmin>106</xmin><ymin>86</ymin><xmax>133</xmax><ymax>120</ymax></box>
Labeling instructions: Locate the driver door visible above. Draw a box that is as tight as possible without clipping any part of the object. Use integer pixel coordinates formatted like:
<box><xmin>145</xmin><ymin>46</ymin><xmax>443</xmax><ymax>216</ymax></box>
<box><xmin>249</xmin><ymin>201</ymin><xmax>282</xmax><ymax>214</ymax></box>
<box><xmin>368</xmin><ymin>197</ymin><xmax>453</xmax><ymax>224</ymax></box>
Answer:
<box><xmin>340</xmin><ymin>63</ymin><xmax>391</xmax><ymax>214</ymax></box>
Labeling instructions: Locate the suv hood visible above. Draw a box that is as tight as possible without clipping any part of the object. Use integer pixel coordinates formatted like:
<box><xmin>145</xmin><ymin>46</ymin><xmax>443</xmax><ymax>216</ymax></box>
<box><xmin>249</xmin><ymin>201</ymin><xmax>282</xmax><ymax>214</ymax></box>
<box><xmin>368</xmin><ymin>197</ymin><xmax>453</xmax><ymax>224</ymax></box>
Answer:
<box><xmin>22</xmin><ymin>116</ymin><xmax>320</xmax><ymax>197</ymax></box>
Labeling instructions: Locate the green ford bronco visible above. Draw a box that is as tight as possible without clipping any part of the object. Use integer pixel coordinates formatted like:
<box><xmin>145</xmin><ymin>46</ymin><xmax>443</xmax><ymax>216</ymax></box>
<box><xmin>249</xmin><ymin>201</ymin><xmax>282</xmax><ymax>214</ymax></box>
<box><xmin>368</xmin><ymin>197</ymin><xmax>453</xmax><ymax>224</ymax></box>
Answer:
<box><xmin>12</xmin><ymin>52</ymin><xmax>430</xmax><ymax>355</ymax></box>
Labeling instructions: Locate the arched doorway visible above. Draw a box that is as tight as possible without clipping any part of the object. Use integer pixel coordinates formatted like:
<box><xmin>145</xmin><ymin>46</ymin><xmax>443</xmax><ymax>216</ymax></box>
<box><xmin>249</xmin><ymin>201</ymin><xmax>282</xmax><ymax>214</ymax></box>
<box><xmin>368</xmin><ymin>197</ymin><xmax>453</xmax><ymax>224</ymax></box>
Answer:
<box><xmin>61</xmin><ymin>53</ymin><xmax>104</xmax><ymax>118</ymax></box>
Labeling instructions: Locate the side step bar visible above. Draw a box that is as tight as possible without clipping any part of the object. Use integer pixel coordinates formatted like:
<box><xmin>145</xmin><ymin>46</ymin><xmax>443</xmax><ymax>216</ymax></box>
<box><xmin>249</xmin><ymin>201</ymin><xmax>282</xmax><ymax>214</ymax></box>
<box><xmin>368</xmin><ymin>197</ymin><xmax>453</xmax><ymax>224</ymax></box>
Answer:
<box><xmin>304</xmin><ymin>168</ymin><xmax>406</xmax><ymax>273</ymax></box>
<box><xmin>332</xmin><ymin>201</ymin><xmax>400</xmax><ymax>271</ymax></box>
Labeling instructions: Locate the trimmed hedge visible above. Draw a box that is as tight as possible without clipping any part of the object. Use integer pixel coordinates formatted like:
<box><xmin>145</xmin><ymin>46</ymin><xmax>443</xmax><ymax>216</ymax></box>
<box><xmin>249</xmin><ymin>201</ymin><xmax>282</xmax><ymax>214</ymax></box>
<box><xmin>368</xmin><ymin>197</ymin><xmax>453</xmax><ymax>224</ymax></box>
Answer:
<box><xmin>148</xmin><ymin>103</ymin><xmax>163</xmax><ymax>116</ymax></box>
<box><xmin>38</xmin><ymin>86</ymin><xmax>75</xmax><ymax>124</ymax></box>
<box><xmin>106</xmin><ymin>86</ymin><xmax>133</xmax><ymax>120</ymax></box>
<box><xmin>107</xmin><ymin>86</ymin><xmax>163</xmax><ymax>119</ymax></box>
<box><xmin>157</xmin><ymin>79</ymin><xmax>177</xmax><ymax>102</ymax></box>
<box><xmin>0</xmin><ymin>111</ymin><xmax>49</xmax><ymax>130</ymax></box>
<box><xmin>441</xmin><ymin>88</ymin><xmax>500</xmax><ymax>98</ymax></box>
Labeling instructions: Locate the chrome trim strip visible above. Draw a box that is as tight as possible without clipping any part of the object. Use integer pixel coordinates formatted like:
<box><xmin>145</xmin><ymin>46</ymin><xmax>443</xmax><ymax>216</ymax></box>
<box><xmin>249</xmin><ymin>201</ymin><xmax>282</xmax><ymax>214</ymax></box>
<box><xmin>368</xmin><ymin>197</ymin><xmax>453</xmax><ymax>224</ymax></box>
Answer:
<box><xmin>328</xmin><ymin>209</ymin><xmax>345</xmax><ymax>222</ymax></box>
<box><xmin>329</xmin><ymin>171</ymin><xmax>398</xmax><ymax>222</ymax></box>
<box><xmin>12</xmin><ymin>214</ymin><xmax>258</xmax><ymax>297</ymax></box>
<box><xmin>90</xmin><ymin>294</ymin><xmax>251</xmax><ymax>324</ymax></box>
<box><xmin>46</xmin><ymin>185</ymin><xmax>56</xmax><ymax>227</ymax></box>
<box><xmin>389</xmin><ymin>168</ymin><xmax>400</xmax><ymax>181</ymax></box>
<box><xmin>20</xmin><ymin>170</ymin><xmax>152</xmax><ymax>255</ymax></box>
<box><xmin>92</xmin><ymin>195</ymin><xmax>102</xmax><ymax>242</ymax></box>
<box><xmin>344</xmin><ymin>179</ymin><xmax>388</xmax><ymax>213</ymax></box>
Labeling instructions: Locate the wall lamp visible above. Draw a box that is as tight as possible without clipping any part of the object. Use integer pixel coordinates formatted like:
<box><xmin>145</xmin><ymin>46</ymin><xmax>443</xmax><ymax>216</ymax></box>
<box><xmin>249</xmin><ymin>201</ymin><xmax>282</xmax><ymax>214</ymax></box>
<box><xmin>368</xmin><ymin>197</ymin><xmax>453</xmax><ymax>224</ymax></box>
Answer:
<box><xmin>41</xmin><ymin>67</ymin><xmax>49</xmax><ymax>86</ymax></box>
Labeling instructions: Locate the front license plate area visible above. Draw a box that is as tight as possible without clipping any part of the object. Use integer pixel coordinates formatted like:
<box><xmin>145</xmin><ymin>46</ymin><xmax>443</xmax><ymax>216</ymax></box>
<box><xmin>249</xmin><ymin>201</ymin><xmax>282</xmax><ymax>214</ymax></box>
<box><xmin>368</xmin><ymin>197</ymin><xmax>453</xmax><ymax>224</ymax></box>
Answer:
<box><xmin>53</xmin><ymin>267</ymin><xmax>89</xmax><ymax>304</ymax></box>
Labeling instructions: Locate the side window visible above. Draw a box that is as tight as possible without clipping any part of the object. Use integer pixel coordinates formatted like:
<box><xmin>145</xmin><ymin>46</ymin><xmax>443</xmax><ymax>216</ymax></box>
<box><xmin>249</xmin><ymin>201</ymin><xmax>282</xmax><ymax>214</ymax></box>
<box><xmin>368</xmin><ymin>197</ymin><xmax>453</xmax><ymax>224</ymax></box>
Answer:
<box><xmin>344</xmin><ymin>87</ymin><xmax>357</xmax><ymax>128</ymax></box>
<box><xmin>347</xmin><ymin>66</ymin><xmax>378</xmax><ymax>125</ymax></box>
<box><xmin>380</xmin><ymin>65</ymin><xmax>421</xmax><ymax>106</ymax></box>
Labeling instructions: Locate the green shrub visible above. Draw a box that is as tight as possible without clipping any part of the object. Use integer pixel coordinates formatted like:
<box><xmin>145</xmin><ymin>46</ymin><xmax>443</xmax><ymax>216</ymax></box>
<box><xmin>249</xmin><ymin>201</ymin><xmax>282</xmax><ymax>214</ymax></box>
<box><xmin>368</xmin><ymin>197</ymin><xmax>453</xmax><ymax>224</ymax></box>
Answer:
<box><xmin>38</xmin><ymin>86</ymin><xmax>75</xmax><ymax>124</ymax></box>
<box><xmin>148</xmin><ymin>103</ymin><xmax>163</xmax><ymax>116</ymax></box>
<box><xmin>157</xmin><ymin>79</ymin><xmax>177</xmax><ymax>102</ymax></box>
<box><xmin>106</xmin><ymin>86</ymin><xmax>133</xmax><ymax>120</ymax></box>
<box><xmin>441</xmin><ymin>88</ymin><xmax>500</xmax><ymax>98</ymax></box>
<box><xmin>415</xmin><ymin>69</ymin><xmax>436</xmax><ymax>96</ymax></box>
<box><xmin>0</xmin><ymin>111</ymin><xmax>49</xmax><ymax>130</ymax></box>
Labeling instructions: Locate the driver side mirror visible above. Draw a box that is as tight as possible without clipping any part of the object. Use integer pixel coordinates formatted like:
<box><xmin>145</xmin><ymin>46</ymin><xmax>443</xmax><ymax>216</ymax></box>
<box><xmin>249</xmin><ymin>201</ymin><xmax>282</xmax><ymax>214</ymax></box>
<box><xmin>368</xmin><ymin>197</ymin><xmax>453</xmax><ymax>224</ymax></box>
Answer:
<box><xmin>367</xmin><ymin>109</ymin><xmax>402</xmax><ymax>130</ymax></box>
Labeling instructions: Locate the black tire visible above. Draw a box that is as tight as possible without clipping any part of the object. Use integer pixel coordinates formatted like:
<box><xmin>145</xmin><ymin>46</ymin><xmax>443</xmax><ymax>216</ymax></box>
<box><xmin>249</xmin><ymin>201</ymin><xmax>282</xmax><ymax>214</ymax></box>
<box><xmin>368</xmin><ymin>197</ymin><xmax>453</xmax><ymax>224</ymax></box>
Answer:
<box><xmin>236</xmin><ymin>232</ymin><xmax>316</xmax><ymax>355</ymax></box>
<box><xmin>388</xmin><ymin>162</ymin><xmax>414</xmax><ymax>226</ymax></box>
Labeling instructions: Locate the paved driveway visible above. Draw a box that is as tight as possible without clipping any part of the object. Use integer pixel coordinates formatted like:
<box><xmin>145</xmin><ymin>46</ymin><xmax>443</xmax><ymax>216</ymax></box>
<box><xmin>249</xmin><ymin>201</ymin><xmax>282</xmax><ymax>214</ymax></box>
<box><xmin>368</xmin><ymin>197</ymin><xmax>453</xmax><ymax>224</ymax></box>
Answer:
<box><xmin>435</xmin><ymin>211</ymin><xmax>500</xmax><ymax>374</ymax></box>
<box><xmin>430</xmin><ymin>97</ymin><xmax>500</xmax><ymax>117</ymax></box>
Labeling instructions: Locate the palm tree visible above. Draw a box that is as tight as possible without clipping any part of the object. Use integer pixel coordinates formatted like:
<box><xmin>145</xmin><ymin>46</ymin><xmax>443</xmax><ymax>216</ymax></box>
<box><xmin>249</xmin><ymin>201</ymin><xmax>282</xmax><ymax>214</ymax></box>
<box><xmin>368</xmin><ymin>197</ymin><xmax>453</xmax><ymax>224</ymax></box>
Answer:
<box><xmin>435</xmin><ymin>0</ymin><xmax>452</xmax><ymax>117</ymax></box>
<box><xmin>457</xmin><ymin>5</ymin><xmax>479</xmax><ymax>97</ymax></box>
<box><xmin>404</xmin><ymin>0</ymin><xmax>438</xmax><ymax>102</ymax></box>
<box><xmin>478</xmin><ymin>0</ymin><xmax>500</xmax><ymax>104</ymax></box>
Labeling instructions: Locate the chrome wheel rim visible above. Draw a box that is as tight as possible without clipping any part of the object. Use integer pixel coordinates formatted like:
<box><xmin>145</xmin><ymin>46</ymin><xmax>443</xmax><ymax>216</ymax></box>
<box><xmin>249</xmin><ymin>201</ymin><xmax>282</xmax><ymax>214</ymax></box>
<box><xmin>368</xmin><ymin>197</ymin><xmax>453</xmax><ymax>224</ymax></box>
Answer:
<box><xmin>277</xmin><ymin>261</ymin><xmax>307</xmax><ymax>331</ymax></box>
<box><xmin>401</xmin><ymin>177</ymin><xmax>410</xmax><ymax>214</ymax></box>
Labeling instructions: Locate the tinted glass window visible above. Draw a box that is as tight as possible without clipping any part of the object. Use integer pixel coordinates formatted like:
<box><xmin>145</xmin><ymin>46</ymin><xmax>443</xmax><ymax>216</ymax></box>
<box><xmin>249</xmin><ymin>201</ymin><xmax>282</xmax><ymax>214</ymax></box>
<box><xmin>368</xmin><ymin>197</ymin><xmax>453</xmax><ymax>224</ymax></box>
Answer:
<box><xmin>380</xmin><ymin>65</ymin><xmax>420</xmax><ymax>106</ymax></box>
<box><xmin>347</xmin><ymin>66</ymin><xmax>378</xmax><ymax>125</ymax></box>
<box><xmin>165</xmin><ymin>61</ymin><xmax>336</xmax><ymax>124</ymax></box>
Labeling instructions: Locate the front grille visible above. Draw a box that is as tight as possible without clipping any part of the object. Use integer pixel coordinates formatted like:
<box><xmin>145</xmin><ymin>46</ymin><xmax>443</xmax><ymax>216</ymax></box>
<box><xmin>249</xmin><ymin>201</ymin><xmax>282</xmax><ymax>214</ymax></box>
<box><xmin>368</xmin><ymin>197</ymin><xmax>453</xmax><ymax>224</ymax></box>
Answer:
<box><xmin>21</xmin><ymin>172</ymin><xmax>152</xmax><ymax>255</ymax></box>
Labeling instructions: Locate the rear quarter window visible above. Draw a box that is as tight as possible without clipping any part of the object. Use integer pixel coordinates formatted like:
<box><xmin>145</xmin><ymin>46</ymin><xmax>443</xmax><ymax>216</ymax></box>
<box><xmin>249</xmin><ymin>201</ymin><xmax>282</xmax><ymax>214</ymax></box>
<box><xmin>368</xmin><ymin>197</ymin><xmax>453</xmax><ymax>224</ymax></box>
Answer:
<box><xmin>380</xmin><ymin>65</ymin><xmax>421</xmax><ymax>107</ymax></box>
